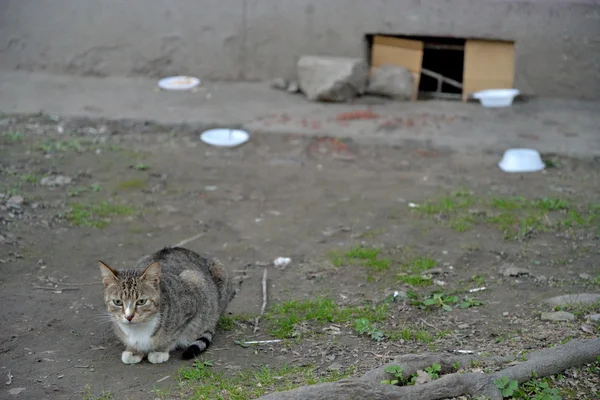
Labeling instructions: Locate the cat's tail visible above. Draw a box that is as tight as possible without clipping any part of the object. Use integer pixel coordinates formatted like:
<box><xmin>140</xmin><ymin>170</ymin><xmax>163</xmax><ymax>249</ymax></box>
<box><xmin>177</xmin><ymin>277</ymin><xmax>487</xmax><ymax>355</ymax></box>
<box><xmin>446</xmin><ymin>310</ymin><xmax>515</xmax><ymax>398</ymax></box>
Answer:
<box><xmin>182</xmin><ymin>331</ymin><xmax>213</xmax><ymax>359</ymax></box>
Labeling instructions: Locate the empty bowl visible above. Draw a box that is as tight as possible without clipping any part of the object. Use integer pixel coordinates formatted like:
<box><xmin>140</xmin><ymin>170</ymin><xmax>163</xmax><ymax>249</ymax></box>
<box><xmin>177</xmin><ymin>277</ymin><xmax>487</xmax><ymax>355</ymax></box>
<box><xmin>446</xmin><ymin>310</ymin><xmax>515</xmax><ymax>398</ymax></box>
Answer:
<box><xmin>158</xmin><ymin>76</ymin><xmax>200</xmax><ymax>91</ymax></box>
<box><xmin>498</xmin><ymin>148</ymin><xmax>545</xmax><ymax>173</ymax></box>
<box><xmin>473</xmin><ymin>89</ymin><xmax>520</xmax><ymax>108</ymax></box>
<box><xmin>200</xmin><ymin>128</ymin><xmax>250</xmax><ymax>148</ymax></box>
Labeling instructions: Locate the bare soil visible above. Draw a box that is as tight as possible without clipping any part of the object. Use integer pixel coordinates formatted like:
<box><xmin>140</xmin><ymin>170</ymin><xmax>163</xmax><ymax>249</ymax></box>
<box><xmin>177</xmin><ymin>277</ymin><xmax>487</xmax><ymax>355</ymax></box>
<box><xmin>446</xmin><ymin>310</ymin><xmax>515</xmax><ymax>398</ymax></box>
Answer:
<box><xmin>0</xmin><ymin>115</ymin><xmax>598</xmax><ymax>400</ymax></box>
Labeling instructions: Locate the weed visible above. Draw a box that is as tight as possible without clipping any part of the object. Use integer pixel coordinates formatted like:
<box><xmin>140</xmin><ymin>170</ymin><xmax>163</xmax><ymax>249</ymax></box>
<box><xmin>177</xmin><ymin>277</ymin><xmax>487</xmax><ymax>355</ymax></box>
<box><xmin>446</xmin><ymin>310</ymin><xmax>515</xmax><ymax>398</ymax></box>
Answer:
<box><xmin>266</xmin><ymin>297</ymin><xmax>388</xmax><ymax>339</ymax></box>
<box><xmin>459</xmin><ymin>296</ymin><xmax>484</xmax><ymax>309</ymax></box>
<box><xmin>397</xmin><ymin>274</ymin><xmax>432</xmax><ymax>287</ymax></box>
<box><xmin>515</xmin><ymin>377</ymin><xmax>561</xmax><ymax>400</ymax></box>
<box><xmin>452</xmin><ymin>362</ymin><xmax>461</xmax><ymax>371</ymax></box>
<box><xmin>387</xmin><ymin>327</ymin><xmax>433</xmax><ymax>343</ymax></box>
<box><xmin>217</xmin><ymin>314</ymin><xmax>255</xmax><ymax>331</ymax></box>
<box><xmin>90</xmin><ymin>183</ymin><xmax>102</xmax><ymax>192</ymax></box>
<box><xmin>424</xmin><ymin>363</ymin><xmax>441</xmax><ymax>379</ymax></box>
<box><xmin>67</xmin><ymin>186</ymin><xmax>89</xmax><ymax>197</ymax></box>
<box><xmin>423</xmin><ymin>292</ymin><xmax>459</xmax><ymax>312</ymax></box>
<box><xmin>380</xmin><ymin>365</ymin><xmax>404</xmax><ymax>385</ymax></box>
<box><xmin>66</xmin><ymin>201</ymin><xmax>135</xmax><ymax>228</ymax></box>
<box><xmin>171</xmin><ymin>359</ymin><xmax>350</xmax><ymax>399</ymax></box>
<box><xmin>2</xmin><ymin>131</ymin><xmax>25</xmax><ymax>143</ymax></box>
<box><xmin>329</xmin><ymin>246</ymin><xmax>391</xmax><ymax>275</ymax></box>
<box><xmin>38</xmin><ymin>139</ymin><xmax>85</xmax><ymax>153</ymax></box>
<box><xmin>471</xmin><ymin>274</ymin><xmax>486</xmax><ymax>286</ymax></box>
<box><xmin>82</xmin><ymin>386</ymin><xmax>113</xmax><ymax>400</ymax></box>
<box><xmin>21</xmin><ymin>173</ymin><xmax>41</xmax><ymax>184</ymax></box>
<box><xmin>133</xmin><ymin>163</ymin><xmax>151</xmax><ymax>170</ymax></box>
<box><xmin>402</xmin><ymin>256</ymin><xmax>437</xmax><ymax>272</ymax></box>
<box><xmin>353</xmin><ymin>318</ymin><xmax>384</xmax><ymax>342</ymax></box>
<box><xmin>494</xmin><ymin>376</ymin><xmax>519</xmax><ymax>398</ymax></box>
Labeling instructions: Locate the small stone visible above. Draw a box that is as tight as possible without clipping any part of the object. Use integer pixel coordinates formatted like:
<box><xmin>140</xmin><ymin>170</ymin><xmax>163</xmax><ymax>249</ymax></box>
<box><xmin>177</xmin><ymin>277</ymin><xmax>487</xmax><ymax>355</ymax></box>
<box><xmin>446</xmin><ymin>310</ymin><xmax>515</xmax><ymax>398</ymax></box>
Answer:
<box><xmin>541</xmin><ymin>311</ymin><xmax>576</xmax><ymax>322</ymax></box>
<box><xmin>8</xmin><ymin>388</ymin><xmax>26</xmax><ymax>395</ymax></box>
<box><xmin>502</xmin><ymin>312</ymin><xmax>509</xmax><ymax>317</ymax></box>
<box><xmin>501</xmin><ymin>264</ymin><xmax>531</xmax><ymax>277</ymax></box>
<box><xmin>163</xmin><ymin>205</ymin><xmax>179</xmax><ymax>213</ymax></box>
<box><xmin>0</xmin><ymin>234</ymin><xmax>5</xmax><ymax>244</ymax></box>
<box><xmin>586</xmin><ymin>314</ymin><xmax>600</xmax><ymax>322</ymax></box>
<box><xmin>6</xmin><ymin>196</ymin><xmax>24</xmax><ymax>208</ymax></box>
<box><xmin>286</xmin><ymin>81</ymin><xmax>300</xmax><ymax>93</ymax></box>
<box><xmin>40</xmin><ymin>175</ymin><xmax>72</xmax><ymax>187</ymax></box>
<box><xmin>544</xmin><ymin>293</ymin><xmax>600</xmax><ymax>307</ymax></box>
<box><xmin>580</xmin><ymin>324</ymin><xmax>595</xmax><ymax>334</ymax></box>
<box><xmin>328</xmin><ymin>362</ymin><xmax>343</xmax><ymax>371</ymax></box>
<box><xmin>366</xmin><ymin>64</ymin><xmax>414</xmax><ymax>100</ymax></box>
<box><xmin>414</xmin><ymin>370</ymin><xmax>431</xmax><ymax>385</ymax></box>
<box><xmin>270</xmin><ymin>77</ymin><xmax>289</xmax><ymax>91</ymax></box>
<box><xmin>458</xmin><ymin>323</ymin><xmax>469</xmax><ymax>329</ymax></box>
<box><xmin>579</xmin><ymin>273</ymin><xmax>592</xmax><ymax>280</ymax></box>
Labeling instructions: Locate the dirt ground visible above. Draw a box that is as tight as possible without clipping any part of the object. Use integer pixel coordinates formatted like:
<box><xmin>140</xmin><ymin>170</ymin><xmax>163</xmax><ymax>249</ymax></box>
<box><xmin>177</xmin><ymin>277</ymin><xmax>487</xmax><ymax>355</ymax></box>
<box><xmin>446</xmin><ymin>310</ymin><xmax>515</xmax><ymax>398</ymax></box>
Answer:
<box><xmin>0</xmin><ymin>115</ymin><xmax>598</xmax><ymax>400</ymax></box>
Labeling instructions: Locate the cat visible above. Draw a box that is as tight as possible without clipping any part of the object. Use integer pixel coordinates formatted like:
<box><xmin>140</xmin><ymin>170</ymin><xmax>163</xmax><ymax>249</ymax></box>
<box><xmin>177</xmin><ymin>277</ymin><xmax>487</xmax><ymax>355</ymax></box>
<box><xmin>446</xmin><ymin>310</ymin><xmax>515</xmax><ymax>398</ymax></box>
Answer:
<box><xmin>98</xmin><ymin>246</ymin><xmax>236</xmax><ymax>364</ymax></box>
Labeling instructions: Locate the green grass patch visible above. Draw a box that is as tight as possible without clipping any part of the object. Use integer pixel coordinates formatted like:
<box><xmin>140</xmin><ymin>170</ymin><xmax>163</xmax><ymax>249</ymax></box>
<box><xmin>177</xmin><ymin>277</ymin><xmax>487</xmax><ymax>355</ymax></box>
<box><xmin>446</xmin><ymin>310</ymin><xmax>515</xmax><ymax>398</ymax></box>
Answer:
<box><xmin>217</xmin><ymin>314</ymin><xmax>256</xmax><ymax>331</ymax></box>
<box><xmin>167</xmin><ymin>360</ymin><xmax>352</xmax><ymax>400</ymax></box>
<box><xmin>329</xmin><ymin>246</ymin><xmax>392</xmax><ymax>273</ymax></box>
<box><xmin>414</xmin><ymin>191</ymin><xmax>599</xmax><ymax>240</ymax></box>
<box><xmin>397</xmin><ymin>275</ymin><xmax>432</xmax><ymax>287</ymax></box>
<box><xmin>387</xmin><ymin>327</ymin><xmax>434</xmax><ymax>343</ymax></box>
<box><xmin>265</xmin><ymin>297</ymin><xmax>388</xmax><ymax>339</ymax></box>
<box><xmin>1</xmin><ymin>131</ymin><xmax>25</xmax><ymax>143</ymax></box>
<box><xmin>66</xmin><ymin>201</ymin><xmax>135</xmax><ymax>228</ymax></box>
<box><xmin>38</xmin><ymin>139</ymin><xmax>86</xmax><ymax>153</ymax></box>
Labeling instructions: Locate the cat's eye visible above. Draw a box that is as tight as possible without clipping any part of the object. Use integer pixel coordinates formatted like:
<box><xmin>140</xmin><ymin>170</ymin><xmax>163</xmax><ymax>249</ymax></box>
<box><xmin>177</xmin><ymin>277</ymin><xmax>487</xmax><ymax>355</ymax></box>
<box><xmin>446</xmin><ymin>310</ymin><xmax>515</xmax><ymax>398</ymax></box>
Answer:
<box><xmin>112</xmin><ymin>299</ymin><xmax>123</xmax><ymax>306</ymax></box>
<box><xmin>136</xmin><ymin>299</ymin><xmax>147</xmax><ymax>306</ymax></box>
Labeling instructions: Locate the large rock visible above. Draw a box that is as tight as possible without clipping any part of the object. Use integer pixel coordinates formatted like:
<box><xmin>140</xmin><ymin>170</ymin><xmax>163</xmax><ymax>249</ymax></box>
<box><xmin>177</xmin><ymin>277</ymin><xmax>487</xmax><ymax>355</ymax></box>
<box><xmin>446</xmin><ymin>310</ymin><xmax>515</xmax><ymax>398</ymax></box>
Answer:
<box><xmin>366</xmin><ymin>65</ymin><xmax>413</xmax><ymax>100</ymax></box>
<box><xmin>297</xmin><ymin>56</ymin><xmax>368</xmax><ymax>102</ymax></box>
<box><xmin>544</xmin><ymin>293</ymin><xmax>600</xmax><ymax>307</ymax></box>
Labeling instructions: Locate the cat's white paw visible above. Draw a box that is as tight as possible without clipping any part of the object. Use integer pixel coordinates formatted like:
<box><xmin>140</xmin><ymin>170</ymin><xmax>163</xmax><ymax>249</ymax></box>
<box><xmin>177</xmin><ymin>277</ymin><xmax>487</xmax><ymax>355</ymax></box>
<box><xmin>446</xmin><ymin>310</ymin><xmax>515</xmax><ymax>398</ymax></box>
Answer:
<box><xmin>148</xmin><ymin>351</ymin><xmax>170</xmax><ymax>364</ymax></box>
<box><xmin>121</xmin><ymin>351</ymin><xmax>143</xmax><ymax>364</ymax></box>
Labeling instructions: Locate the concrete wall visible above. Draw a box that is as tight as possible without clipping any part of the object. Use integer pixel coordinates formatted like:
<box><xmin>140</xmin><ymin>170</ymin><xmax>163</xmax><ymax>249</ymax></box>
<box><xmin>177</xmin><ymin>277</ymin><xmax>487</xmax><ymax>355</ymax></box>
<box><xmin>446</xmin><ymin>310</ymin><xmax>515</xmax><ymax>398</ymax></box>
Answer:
<box><xmin>1</xmin><ymin>0</ymin><xmax>600</xmax><ymax>99</ymax></box>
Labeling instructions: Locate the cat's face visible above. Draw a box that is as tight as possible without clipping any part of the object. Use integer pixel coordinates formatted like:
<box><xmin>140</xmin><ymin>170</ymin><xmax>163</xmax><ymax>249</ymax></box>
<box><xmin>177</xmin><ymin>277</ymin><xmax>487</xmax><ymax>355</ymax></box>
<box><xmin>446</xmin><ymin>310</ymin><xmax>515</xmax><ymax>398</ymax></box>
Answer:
<box><xmin>98</xmin><ymin>261</ymin><xmax>161</xmax><ymax>324</ymax></box>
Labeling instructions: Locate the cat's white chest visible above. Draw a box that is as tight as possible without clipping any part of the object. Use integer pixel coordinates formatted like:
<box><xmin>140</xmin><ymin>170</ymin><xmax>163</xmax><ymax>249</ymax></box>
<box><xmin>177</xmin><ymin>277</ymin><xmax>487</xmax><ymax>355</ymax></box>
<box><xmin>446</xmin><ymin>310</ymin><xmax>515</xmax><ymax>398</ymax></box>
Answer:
<box><xmin>117</xmin><ymin>316</ymin><xmax>159</xmax><ymax>352</ymax></box>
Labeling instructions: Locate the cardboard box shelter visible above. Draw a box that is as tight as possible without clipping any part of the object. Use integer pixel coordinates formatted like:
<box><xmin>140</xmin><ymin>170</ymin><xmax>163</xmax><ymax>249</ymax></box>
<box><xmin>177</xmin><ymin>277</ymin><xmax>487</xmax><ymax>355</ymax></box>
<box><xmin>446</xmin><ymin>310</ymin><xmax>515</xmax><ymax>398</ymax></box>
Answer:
<box><xmin>370</xmin><ymin>35</ymin><xmax>515</xmax><ymax>101</ymax></box>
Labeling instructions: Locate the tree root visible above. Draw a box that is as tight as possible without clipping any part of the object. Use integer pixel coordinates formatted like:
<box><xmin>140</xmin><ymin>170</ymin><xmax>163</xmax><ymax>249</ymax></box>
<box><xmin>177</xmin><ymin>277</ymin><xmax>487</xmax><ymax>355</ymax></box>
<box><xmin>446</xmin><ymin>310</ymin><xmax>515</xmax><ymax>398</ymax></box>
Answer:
<box><xmin>255</xmin><ymin>338</ymin><xmax>600</xmax><ymax>400</ymax></box>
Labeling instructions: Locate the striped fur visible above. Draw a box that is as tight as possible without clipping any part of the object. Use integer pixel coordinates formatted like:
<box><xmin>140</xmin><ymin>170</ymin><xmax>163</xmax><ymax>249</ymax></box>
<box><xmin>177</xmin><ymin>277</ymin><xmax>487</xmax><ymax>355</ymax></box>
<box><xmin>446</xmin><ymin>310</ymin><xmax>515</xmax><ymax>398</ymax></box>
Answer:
<box><xmin>99</xmin><ymin>247</ymin><xmax>236</xmax><ymax>364</ymax></box>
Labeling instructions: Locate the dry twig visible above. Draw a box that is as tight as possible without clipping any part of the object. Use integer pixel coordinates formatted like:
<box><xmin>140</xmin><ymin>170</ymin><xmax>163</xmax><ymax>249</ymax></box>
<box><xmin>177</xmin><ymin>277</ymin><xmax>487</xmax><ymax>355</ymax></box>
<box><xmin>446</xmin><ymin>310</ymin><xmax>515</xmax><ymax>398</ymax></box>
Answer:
<box><xmin>253</xmin><ymin>268</ymin><xmax>268</xmax><ymax>333</ymax></box>
<box><xmin>173</xmin><ymin>233</ymin><xmax>205</xmax><ymax>248</ymax></box>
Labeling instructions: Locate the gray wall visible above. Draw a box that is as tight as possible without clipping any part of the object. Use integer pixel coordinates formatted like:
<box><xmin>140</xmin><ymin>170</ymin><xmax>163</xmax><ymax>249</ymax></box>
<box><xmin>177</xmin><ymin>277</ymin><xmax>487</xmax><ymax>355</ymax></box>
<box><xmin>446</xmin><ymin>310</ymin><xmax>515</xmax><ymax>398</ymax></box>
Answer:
<box><xmin>1</xmin><ymin>0</ymin><xmax>600</xmax><ymax>99</ymax></box>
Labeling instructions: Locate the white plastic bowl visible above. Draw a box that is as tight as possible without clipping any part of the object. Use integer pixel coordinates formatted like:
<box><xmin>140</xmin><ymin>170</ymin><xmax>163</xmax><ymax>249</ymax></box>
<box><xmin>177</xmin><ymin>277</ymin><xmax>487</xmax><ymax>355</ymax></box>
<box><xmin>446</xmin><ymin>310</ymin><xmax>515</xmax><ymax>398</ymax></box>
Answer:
<box><xmin>200</xmin><ymin>128</ymin><xmax>250</xmax><ymax>148</ymax></box>
<box><xmin>158</xmin><ymin>76</ymin><xmax>200</xmax><ymax>91</ymax></box>
<box><xmin>473</xmin><ymin>89</ymin><xmax>520</xmax><ymax>108</ymax></box>
<box><xmin>498</xmin><ymin>148</ymin><xmax>545</xmax><ymax>173</ymax></box>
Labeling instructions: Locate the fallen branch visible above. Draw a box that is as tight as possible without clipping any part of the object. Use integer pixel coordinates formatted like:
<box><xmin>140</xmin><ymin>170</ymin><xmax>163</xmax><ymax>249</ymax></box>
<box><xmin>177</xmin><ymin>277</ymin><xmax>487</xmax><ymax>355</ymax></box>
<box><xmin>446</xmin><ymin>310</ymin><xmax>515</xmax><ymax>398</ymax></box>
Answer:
<box><xmin>253</xmin><ymin>268</ymin><xmax>268</xmax><ymax>333</ymax></box>
<box><xmin>255</xmin><ymin>338</ymin><xmax>600</xmax><ymax>400</ymax></box>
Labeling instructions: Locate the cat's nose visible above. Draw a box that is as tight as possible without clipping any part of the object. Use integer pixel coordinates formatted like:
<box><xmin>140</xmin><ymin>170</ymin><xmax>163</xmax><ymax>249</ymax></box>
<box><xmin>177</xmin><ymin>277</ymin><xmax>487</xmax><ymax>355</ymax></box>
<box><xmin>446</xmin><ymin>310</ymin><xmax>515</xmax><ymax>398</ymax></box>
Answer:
<box><xmin>125</xmin><ymin>315</ymin><xmax>134</xmax><ymax>322</ymax></box>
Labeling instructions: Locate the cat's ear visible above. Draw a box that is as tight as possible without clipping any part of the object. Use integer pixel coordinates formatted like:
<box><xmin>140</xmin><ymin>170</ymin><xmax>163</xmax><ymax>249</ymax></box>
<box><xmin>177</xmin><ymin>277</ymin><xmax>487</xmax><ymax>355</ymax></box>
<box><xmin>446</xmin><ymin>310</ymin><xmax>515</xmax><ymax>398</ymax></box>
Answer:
<box><xmin>98</xmin><ymin>261</ymin><xmax>119</xmax><ymax>286</ymax></box>
<box><xmin>140</xmin><ymin>262</ymin><xmax>161</xmax><ymax>285</ymax></box>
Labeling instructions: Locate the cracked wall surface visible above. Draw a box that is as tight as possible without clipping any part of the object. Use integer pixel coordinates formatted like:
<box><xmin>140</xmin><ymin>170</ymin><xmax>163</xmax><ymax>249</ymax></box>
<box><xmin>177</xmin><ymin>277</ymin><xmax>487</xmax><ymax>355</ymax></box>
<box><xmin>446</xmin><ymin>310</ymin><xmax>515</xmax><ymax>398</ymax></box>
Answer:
<box><xmin>1</xmin><ymin>0</ymin><xmax>599</xmax><ymax>99</ymax></box>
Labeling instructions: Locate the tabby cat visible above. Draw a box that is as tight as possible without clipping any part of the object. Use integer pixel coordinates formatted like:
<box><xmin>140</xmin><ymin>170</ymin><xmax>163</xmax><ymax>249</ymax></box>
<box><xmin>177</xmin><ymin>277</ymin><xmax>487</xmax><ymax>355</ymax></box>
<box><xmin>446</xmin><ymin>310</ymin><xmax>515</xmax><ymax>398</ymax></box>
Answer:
<box><xmin>98</xmin><ymin>247</ymin><xmax>235</xmax><ymax>364</ymax></box>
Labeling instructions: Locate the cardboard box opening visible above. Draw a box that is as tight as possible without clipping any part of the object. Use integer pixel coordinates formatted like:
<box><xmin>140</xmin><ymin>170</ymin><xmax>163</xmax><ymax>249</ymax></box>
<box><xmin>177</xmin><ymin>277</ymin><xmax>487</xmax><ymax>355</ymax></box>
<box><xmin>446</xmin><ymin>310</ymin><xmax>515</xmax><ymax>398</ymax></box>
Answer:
<box><xmin>365</xmin><ymin>34</ymin><xmax>515</xmax><ymax>101</ymax></box>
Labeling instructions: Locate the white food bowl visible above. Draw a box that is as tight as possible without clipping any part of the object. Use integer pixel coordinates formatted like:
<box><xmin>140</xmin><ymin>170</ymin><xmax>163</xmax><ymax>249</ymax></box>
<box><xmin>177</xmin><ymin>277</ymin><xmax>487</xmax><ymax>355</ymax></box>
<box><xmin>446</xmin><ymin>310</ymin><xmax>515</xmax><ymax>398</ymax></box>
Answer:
<box><xmin>498</xmin><ymin>148</ymin><xmax>545</xmax><ymax>173</ymax></box>
<box><xmin>473</xmin><ymin>89</ymin><xmax>520</xmax><ymax>108</ymax></box>
<box><xmin>158</xmin><ymin>76</ymin><xmax>200</xmax><ymax>91</ymax></box>
<box><xmin>200</xmin><ymin>128</ymin><xmax>250</xmax><ymax>148</ymax></box>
